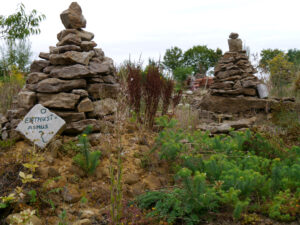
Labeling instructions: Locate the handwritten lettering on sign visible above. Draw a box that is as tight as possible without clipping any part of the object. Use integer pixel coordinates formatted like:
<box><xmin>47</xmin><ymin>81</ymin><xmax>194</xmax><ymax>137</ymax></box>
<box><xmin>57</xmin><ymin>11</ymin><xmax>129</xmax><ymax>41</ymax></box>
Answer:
<box><xmin>16</xmin><ymin>104</ymin><xmax>66</xmax><ymax>148</ymax></box>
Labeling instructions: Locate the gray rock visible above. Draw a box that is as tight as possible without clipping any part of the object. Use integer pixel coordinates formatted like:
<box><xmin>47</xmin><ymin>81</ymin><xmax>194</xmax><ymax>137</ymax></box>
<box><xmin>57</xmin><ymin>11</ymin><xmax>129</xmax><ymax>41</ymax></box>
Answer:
<box><xmin>241</xmin><ymin>79</ymin><xmax>259</xmax><ymax>88</ymax></box>
<box><xmin>102</xmin><ymin>75</ymin><xmax>116</xmax><ymax>84</ymax></box>
<box><xmin>26</xmin><ymin>72</ymin><xmax>49</xmax><ymax>84</ymax></box>
<box><xmin>48</xmin><ymin>167</ymin><xmax>60</xmax><ymax>177</ymax></box>
<box><xmin>30</xmin><ymin>60</ymin><xmax>50</xmax><ymax>72</ymax></box>
<box><xmin>80</xmin><ymin>41</ymin><xmax>97</xmax><ymax>51</ymax></box>
<box><xmin>51</xmin><ymin>45</ymin><xmax>82</xmax><ymax>54</ymax></box>
<box><xmin>49</xmin><ymin>51</ymin><xmax>94</xmax><ymax>66</ymax></box>
<box><xmin>77</xmin><ymin>97</ymin><xmax>94</xmax><ymax>112</ymax></box>
<box><xmin>62</xmin><ymin>186</ymin><xmax>81</xmax><ymax>203</ymax></box>
<box><xmin>52</xmin><ymin>111</ymin><xmax>86</xmax><ymax>123</ymax></box>
<box><xmin>229</xmin><ymin>32</ymin><xmax>239</xmax><ymax>39</ymax></box>
<box><xmin>37</xmin><ymin>93</ymin><xmax>80</xmax><ymax>109</ymax></box>
<box><xmin>89</xmin><ymin>57</ymin><xmax>114</xmax><ymax>74</ymax></box>
<box><xmin>124</xmin><ymin>173</ymin><xmax>139</xmax><ymax>185</ymax></box>
<box><xmin>88</xmin><ymin>77</ymin><xmax>104</xmax><ymax>83</ymax></box>
<box><xmin>87</xmin><ymin>83</ymin><xmax>120</xmax><ymax>99</ymax></box>
<box><xmin>7</xmin><ymin>108</ymin><xmax>27</xmax><ymax>120</ymax></box>
<box><xmin>50</xmin><ymin>64</ymin><xmax>90</xmax><ymax>79</ymax></box>
<box><xmin>36</xmin><ymin>78</ymin><xmax>86</xmax><ymax>93</ymax></box>
<box><xmin>228</xmin><ymin>38</ymin><xmax>243</xmax><ymax>52</ymax></box>
<box><xmin>73</xmin><ymin>219</ymin><xmax>92</xmax><ymax>225</ymax></box>
<box><xmin>72</xmin><ymin>89</ymin><xmax>88</xmax><ymax>97</ymax></box>
<box><xmin>64</xmin><ymin>119</ymin><xmax>104</xmax><ymax>134</ymax></box>
<box><xmin>88</xmin><ymin>98</ymin><xmax>117</xmax><ymax>118</ymax></box>
<box><xmin>60</xmin><ymin>2</ymin><xmax>86</xmax><ymax>29</ymax></box>
<box><xmin>233</xmin><ymin>80</ymin><xmax>242</xmax><ymax>89</ymax></box>
<box><xmin>57</xmin><ymin>29</ymin><xmax>94</xmax><ymax>42</ymax></box>
<box><xmin>39</xmin><ymin>52</ymin><xmax>50</xmax><ymax>60</ymax></box>
<box><xmin>57</xmin><ymin>33</ymin><xmax>81</xmax><ymax>46</ymax></box>
<box><xmin>17</xmin><ymin>91</ymin><xmax>36</xmax><ymax>109</ymax></box>
<box><xmin>0</xmin><ymin>114</ymin><xmax>8</xmax><ymax>125</ymax></box>
<box><xmin>43</xmin><ymin>65</ymin><xmax>58</xmax><ymax>74</ymax></box>
<box><xmin>94</xmin><ymin>48</ymin><xmax>105</xmax><ymax>61</ymax></box>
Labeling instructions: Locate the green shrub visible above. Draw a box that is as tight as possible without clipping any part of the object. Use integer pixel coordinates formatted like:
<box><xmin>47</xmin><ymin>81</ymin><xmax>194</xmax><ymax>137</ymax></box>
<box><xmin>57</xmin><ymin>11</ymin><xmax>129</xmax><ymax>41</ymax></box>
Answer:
<box><xmin>72</xmin><ymin>126</ymin><xmax>101</xmax><ymax>175</ymax></box>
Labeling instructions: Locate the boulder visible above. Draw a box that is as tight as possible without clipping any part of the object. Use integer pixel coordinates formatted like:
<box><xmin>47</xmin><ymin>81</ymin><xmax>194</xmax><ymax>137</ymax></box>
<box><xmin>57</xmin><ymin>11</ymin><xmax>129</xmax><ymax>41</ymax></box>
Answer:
<box><xmin>77</xmin><ymin>97</ymin><xmax>94</xmax><ymax>112</ymax></box>
<box><xmin>241</xmin><ymin>79</ymin><xmax>259</xmax><ymax>88</ymax></box>
<box><xmin>26</xmin><ymin>72</ymin><xmax>49</xmax><ymax>84</ymax></box>
<box><xmin>57</xmin><ymin>29</ymin><xmax>94</xmax><ymax>41</ymax></box>
<box><xmin>49</xmin><ymin>51</ymin><xmax>94</xmax><ymax>65</ymax></box>
<box><xmin>62</xmin><ymin>186</ymin><xmax>81</xmax><ymax>203</ymax></box>
<box><xmin>80</xmin><ymin>41</ymin><xmax>97</xmax><ymax>51</ymax></box>
<box><xmin>88</xmin><ymin>57</ymin><xmax>114</xmax><ymax>74</ymax></box>
<box><xmin>229</xmin><ymin>32</ymin><xmax>239</xmax><ymax>39</ymax></box>
<box><xmin>228</xmin><ymin>38</ymin><xmax>243</xmax><ymax>52</ymax></box>
<box><xmin>72</xmin><ymin>89</ymin><xmax>88</xmax><ymax>97</ymax></box>
<box><xmin>87</xmin><ymin>83</ymin><xmax>119</xmax><ymax>99</ymax></box>
<box><xmin>36</xmin><ymin>78</ymin><xmax>86</xmax><ymax>93</ymax></box>
<box><xmin>6</xmin><ymin>108</ymin><xmax>27</xmax><ymax>120</ymax></box>
<box><xmin>37</xmin><ymin>93</ymin><xmax>80</xmax><ymax>109</ymax></box>
<box><xmin>56</xmin><ymin>33</ymin><xmax>81</xmax><ymax>46</ymax></box>
<box><xmin>60</xmin><ymin>2</ymin><xmax>86</xmax><ymax>29</ymax></box>
<box><xmin>30</xmin><ymin>60</ymin><xmax>50</xmax><ymax>72</ymax></box>
<box><xmin>64</xmin><ymin>119</ymin><xmax>103</xmax><ymax>134</ymax></box>
<box><xmin>39</xmin><ymin>52</ymin><xmax>50</xmax><ymax>60</ymax></box>
<box><xmin>102</xmin><ymin>75</ymin><xmax>116</xmax><ymax>84</ymax></box>
<box><xmin>17</xmin><ymin>91</ymin><xmax>36</xmax><ymax>109</ymax></box>
<box><xmin>52</xmin><ymin>111</ymin><xmax>86</xmax><ymax>123</ymax></box>
<box><xmin>50</xmin><ymin>64</ymin><xmax>90</xmax><ymax>79</ymax></box>
<box><xmin>51</xmin><ymin>45</ymin><xmax>82</xmax><ymax>54</ymax></box>
<box><xmin>94</xmin><ymin>48</ymin><xmax>105</xmax><ymax>61</ymax></box>
<box><xmin>88</xmin><ymin>98</ymin><xmax>117</xmax><ymax>118</ymax></box>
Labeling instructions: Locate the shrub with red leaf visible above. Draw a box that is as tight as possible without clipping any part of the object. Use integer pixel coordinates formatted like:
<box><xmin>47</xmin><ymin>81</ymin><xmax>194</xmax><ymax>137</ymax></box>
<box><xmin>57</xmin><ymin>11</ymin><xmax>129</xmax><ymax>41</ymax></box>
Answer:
<box><xmin>161</xmin><ymin>78</ymin><xmax>174</xmax><ymax>115</ymax></box>
<box><xmin>143</xmin><ymin>65</ymin><xmax>162</xmax><ymax>128</ymax></box>
<box><xmin>172</xmin><ymin>89</ymin><xmax>182</xmax><ymax>112</ymax></box>
<box><xmin>127</xmin><ymin>65</ymin><xmax>142</xmax><ymax>118</ymax></box>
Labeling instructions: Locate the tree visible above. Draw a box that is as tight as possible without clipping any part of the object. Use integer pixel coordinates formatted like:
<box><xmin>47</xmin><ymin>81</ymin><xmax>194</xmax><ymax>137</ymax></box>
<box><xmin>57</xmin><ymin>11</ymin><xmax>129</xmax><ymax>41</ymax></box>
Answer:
<box><xmin>0</xmin><ymin>3</ymin><xmax>45</xmax><ymax>77</ymax></box>
<box><xmin>0</xmin><ymin>3</ymin><xmax>45</xmax><ymax>41</ymax></box>
<box><xmin>287</xmin><ymin>49</ymin><xmax>300</xmax><ymax>69</ymax></box>
<box><xmin>269</xmin><ymin>53</ymin><xmax>294</xmax><ymax>97</ymax></box>
<box><xmin>173</xmin><ymin>66</ymin><xmax>193</xmax><ymax>87</ymax></box>
<box><xmin>183</xmin><ymin>45</ymin><xmax>222</xmax><ymax>75</ymax></box>
<box><xmin>0</xmin><ymin>39</ymin><xmax>32</xmax><ymax>77</ymax></box>
<box><xmin>259</xmin><ymin>49</ymin><xmax>284</xmax><ymax>73</ymax></box>
<box><xmin>163</xmin><ymin>46</ymin><xmax>184</xmax><ymax>72</ymax></box>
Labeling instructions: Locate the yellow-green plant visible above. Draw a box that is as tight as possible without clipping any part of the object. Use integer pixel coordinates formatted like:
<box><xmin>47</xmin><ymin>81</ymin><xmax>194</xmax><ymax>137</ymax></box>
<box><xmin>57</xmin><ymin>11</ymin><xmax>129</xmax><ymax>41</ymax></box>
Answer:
<box><xmin>8</xmin><ymin>208</ymin><xmax>36</xmax><ymax>225</ymax></box>
<box><xmin>0</xmin><ymin>193</ymin><xmax>16</xmax><ymax>208</ymax></box>
<box><xmin>19</xmin><ymin>171</ymin><xmax>37</xmax><ymax>184</ymax></box>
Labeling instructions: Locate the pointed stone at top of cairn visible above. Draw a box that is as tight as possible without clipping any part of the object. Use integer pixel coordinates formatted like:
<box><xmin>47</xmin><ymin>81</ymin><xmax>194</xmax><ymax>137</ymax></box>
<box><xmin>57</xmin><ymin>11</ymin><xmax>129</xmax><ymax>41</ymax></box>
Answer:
<box><xmin>60</xmin><ymin>2</ymin><xmax>86</xmax><ymax>29</ymax></box>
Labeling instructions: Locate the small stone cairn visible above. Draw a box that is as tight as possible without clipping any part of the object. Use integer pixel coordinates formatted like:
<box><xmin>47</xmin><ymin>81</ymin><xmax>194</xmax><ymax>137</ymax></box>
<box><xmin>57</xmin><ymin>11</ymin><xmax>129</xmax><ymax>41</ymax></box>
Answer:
<box><xmin>1</xmin><ymin>2</ymin><xmax>119</xmax><ymax>139</ymax></box>
<box><xmin>210</xmin><ymin>33</ymin><xmax>260</xmax><ymax>97</ymax></box>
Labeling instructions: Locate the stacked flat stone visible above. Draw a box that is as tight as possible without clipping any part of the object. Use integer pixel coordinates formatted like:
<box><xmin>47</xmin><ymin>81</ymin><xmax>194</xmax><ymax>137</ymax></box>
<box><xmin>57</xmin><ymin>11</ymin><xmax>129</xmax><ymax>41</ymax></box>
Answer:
<box><xmin>3</xmin><ymin>2</ymin><xmax>119</xmax><ymax>138</ymax></box>
<box><xmin>210</xmin><ymin>33</ymin><xmax>260</xmax><ymax>97</ymax></box>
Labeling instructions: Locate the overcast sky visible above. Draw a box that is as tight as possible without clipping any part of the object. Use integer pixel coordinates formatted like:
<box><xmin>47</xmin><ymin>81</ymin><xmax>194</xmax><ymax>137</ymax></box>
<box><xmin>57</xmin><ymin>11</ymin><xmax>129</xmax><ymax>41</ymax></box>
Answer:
<box><xmin>1</xmin><ymin>0</ymin><xmax>300</xmax><ymax>66</ymax></box>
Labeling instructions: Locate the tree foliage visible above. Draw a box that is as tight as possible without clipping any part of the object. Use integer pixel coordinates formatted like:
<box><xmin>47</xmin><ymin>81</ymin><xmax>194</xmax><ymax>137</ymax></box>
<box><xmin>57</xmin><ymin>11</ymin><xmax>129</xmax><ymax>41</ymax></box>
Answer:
<box><xmin>163</xmin><ymin>46</ymin><xmax>184</xmax><ymax>72</ymax></box>
<box><xmin>0</xmin><ymin>3</ymin><xmax>45</xmax><ymax>41</ymax></box>
<box><xmin>259</xmin><ymin>49</ymin><xmax>285</xmax><ymax>73</ymax></box>
<box><xmin>269</xmin><ymin>53</ymin><xmax>294</xmax><ymax>91</ymax></box>
<box><xmin>287</xmin><ymin>49</ymin><xmax>300</xmax><ymax>69</ymax></box>
<box><xmin>183</xmin><ymin>45</ymin><xmax>222</xmax><ymax>74</ymax></box>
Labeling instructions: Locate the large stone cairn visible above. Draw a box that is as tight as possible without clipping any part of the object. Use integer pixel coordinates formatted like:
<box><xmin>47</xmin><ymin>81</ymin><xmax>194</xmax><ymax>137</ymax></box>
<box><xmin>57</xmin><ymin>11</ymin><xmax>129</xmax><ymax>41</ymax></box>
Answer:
<box><xmin>1</xmin><ymin>2</ymin><xmax>119</xmax><ymax>139</ymax></box>
<box><xmin>210</xmin><ymin>33</ymin><xmax>260</xmax><ymax>97</ymax></box>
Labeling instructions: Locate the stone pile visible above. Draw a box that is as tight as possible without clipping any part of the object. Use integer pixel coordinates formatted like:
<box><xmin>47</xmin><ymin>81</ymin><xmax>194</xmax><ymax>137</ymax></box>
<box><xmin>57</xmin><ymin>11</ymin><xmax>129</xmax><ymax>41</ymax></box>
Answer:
<box><xmin>1</xmin><ymin>2</ymin><xmax>119</xmax><ymax>139</ymax></box>
<box><xmin>210</xmin><ymin>33</ymin><xmax>260</xmax><ymax>97</ymax></box>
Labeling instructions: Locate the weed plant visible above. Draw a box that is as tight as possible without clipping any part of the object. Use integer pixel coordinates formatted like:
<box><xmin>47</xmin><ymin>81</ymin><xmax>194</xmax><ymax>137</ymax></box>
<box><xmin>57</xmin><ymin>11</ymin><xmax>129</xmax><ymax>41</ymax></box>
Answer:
<box><xmin>136</xmin><ymin>116</ymin><xmax>300</xmax><ymax>224</ymax></box>
<box><xmin>72</xmin><ymin>126</ymin><xmax>101</xmax><ymax>175</ymax></box>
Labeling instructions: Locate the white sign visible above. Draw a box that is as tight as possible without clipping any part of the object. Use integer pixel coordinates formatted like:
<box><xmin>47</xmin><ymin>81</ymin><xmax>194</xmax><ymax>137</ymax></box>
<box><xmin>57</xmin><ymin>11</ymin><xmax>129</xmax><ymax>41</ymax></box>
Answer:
<box><xmin>16</xmin><ymin>104</ymin><xmax>66</xmax><ymax>148</ymax></box>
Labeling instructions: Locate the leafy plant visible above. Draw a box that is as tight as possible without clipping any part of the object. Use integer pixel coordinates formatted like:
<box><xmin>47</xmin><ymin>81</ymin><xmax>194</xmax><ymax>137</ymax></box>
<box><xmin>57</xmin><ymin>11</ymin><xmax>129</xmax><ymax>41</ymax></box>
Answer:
<box><xmin>72</xmin><ymin>126</ymin><xmax>101</xmax><ymax>175</ymax></box>
<box><xmin>0</xmin><ymin>193</ymin><xmax>16</xmax><ymax>209</ymax></box>
<box><xmin>19</xmin><ymin>171</ymin><xmax>37</xmax><ymax>184</ymax></box>
<box><xmin>27</xmin><ymin>189</ymin><xmax>37</xmax><ymax>204</ymax></box>
<box><xmin>58</xmin><ymin>209</ymin><xmax>68</xmax><ymax>225</ymax></box>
